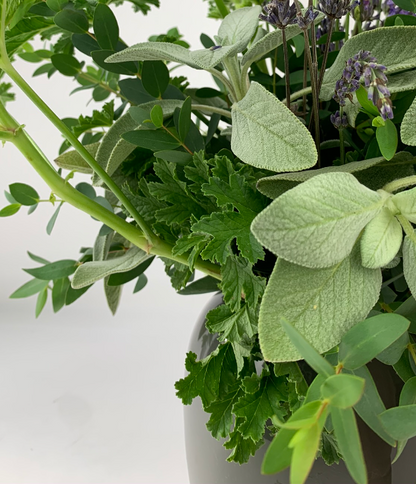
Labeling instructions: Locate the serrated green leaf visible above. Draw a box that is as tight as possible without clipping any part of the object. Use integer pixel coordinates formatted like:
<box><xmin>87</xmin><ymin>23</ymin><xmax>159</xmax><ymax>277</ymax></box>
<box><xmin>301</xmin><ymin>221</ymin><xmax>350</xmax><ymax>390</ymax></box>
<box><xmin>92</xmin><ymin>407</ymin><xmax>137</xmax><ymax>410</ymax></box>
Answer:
<box><xmin>224</xmin><ymin>422</ymin><xmax>263</xmax><ymax>464</ymax></box>
<box><xmin>175</xmin><ymin>343</ymin><xmax>237</xmax><ymax>407</ymax></box>
<box><xmin>321</xmin><ymin>27</ymin><xmax>416</xmax><ymax>100</ymax></box>
<box><xmin>141</xmin><ymin>60</ymin><xmax>169</xmax><ymax>98</ymax></box>
<box><xmin>205</xmin><ymin>384</ymin><xmax>242</xmax><ymax>439</ymax></box>
<box><xmin>231</xmin><ymin>82</ymin><xmax>317</xmax><ymax>172</ymax></box>
<box><xmin>280</xmin><ymin>319</ymin><xmax>335</xmax><ymax>377</ymax></box>
<box><xmin>252</xmin><ymin>172</ymin><xmax>383</xmax><ymax>269</ymax></box>
<box><xmin>233</xmin><ymin>367</ymin><xmax>287</xmax><ymax>441</ymax></box>
<box><xmin>9</xmin><ymin>183</ymin><xmax>39</xmax><ymax>206</ymax></box>
<box><xmin>401</xmin><ymin>95</ymin><xmax>416</xmax><ymax>146</ymax></box>
<box><xmin>105</xmin><ymin>41</ymin><xmax>201</xmax><ymax>69</ymax></box>
<box><xmin>72</xmin><ymin>246</ymin><xmax>150</xmax><ymax>289</ymax></box>
<box><xmin>35</xmin><ymin>286</ymin><xmax>48</xmax><ymax>318</ymax></box>
<box><xmin>93</xmin><ymin>4</ymin><xmax>119</xmax><ymax>51</ymax></box>
<box><xmin>0</xmin><ymin>203</ymin><xmax>21</xmax><ymax>217</ymax></box>
<box><xmin>10</xmin><ymin>278</ymin><xmax>49</xmax><ymax>299</ymax></box>
<box><xmin>332</xmin><ymin>407</ymin><xmax>367</xmax><ymax>484</ymax></box>
<box><xmin>220</xmin><ymin>255</ymin><xmax>265</xmax><ymax>311</ymax></box>
<box><xmin>360</xmin><ymin>207</ymin><xmax>403</xmax><ymax>269</ymax></box>
<box><xmin>258</xmin><ymin>246</ymin><xmax>382</xmax><ymax>362</ymax></box>
<box><xmin>339</xmin><ymin>313</ymin><xmax>410</xmax><ymax>370</ymax></box>
<box><xmin>24</xmin><ymin>259</ymin><xmax>77</xmax><ymax>281</ymax></box>
<box><xmin>52</xmin><ymin>277</ymin><xmax>70</xmax><ymax>313</ymax></box>
<box><xmin>54</xmin><ymin>7</ymin><xmax>89</xmax><ymax>34</ymax></box>
<box><xmin>321</xmin><ymin>374</ymin><xmax>365</xmax><ymax>408</ymax></box>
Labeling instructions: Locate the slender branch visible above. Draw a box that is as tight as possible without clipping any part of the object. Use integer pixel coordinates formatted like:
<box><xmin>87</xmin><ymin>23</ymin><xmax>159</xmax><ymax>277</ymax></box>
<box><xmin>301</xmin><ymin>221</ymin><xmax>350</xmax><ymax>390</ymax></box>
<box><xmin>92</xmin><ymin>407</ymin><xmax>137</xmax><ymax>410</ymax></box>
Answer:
<box><xmin>339</xmin><ymin>106</ymin><xmax>345</xmax><ymax>164</ymax></box>
<box><xmin>77</xmin><ymin>72</ymin><xmax>128</xmax><ymax>101</ymax></box>
<box><xmin>288</xmin><ymin>85</ymin><xmax>312</xmax><ymax>102</ymax></box>
<box><xmin>0</xmin><ymin>103</ymin><xmax>222</xmax><ymax>280</ymax></box>
<box><xmin>214</xmin><ymin>0</ymin><xmax>230</xmax><ymax>18</ymax></box>
<box><xmin>0</xmin><ymin>58</ymin><xmax>159</xmax><ymax>246</ymax></box>
<box><xmin>192</xmin><ymin>104</ymin><xmax>232</xmax><ymax>119</ymax></box>
<box><xmin>282</xmin><ymin>29</ymin><xmax>291</xmax><ymax>109</ymax></box>
<box><xmin>162</xmin><ymin>125</ymin><xmax>193</xmax><ymax>155</ymax></box>
<box><xmin>317</xmin><ymin>17</ymin><xmax>334</xmax><ymax>95</ymax></box>
<box><xmin>383</xmin><ymin>176</ymin><xmax>416</xmax><ymax>193</ymax></box>
<box><xmin>207</xmin><ymin>68</ymin><xmax>237</xmax><ymax>103</ymax></box>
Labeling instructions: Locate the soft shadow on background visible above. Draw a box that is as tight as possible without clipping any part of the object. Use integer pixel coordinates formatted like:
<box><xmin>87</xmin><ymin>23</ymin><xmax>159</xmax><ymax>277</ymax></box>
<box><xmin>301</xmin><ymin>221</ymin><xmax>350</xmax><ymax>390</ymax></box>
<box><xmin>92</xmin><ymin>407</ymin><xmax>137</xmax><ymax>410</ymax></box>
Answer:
<box><xmin>0</xmin><ymin>1</ymin><xmax>219</xmax><ymax>482</ymax></box>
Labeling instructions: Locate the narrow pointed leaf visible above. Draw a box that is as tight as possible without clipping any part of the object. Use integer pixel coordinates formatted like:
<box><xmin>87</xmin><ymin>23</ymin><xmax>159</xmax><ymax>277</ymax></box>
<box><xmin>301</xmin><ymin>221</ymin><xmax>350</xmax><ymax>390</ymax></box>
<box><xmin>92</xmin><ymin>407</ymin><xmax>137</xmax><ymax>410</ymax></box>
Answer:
<box><xmin>10</xmin><ymin>278</ymin><xmax>49</xmax><ymax>299</ymax></box>
<box><xmin>24</xmin><ymin>260</ymin><xmax>77</xmax><ymax>280</ymax></box>
<box><xmin>35</xmin><ymin>287</ymin><xmax>48</xmax><ymax>318</ymax></box>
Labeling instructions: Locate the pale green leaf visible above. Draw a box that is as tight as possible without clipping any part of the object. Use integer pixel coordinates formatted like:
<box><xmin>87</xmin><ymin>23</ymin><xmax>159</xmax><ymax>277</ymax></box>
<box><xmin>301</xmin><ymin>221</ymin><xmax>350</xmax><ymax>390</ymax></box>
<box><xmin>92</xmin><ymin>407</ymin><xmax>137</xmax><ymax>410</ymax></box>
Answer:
<box><xmin>35</xmin><ymin>286</ymin><xmax>48</xmax><ymax>318</ymax></box>
<box><xmin>104</xmin><ymin>278</ymin><xmax>122</xmax><ymax>315</ymax></box>
<box><xmin>257</xmin><ymin>152</ymin><xmax>414</xmax><ymax>199</ymax></box>
<box><xmin>401</xmin><ymin>95</ymin><xmax>416</xmax><ymax>146</ymax></box>
<box><xmin>331</xmin><ymin>407</ymin><xmax>367</xmax><ymax>484</ymax></box>
<box><xmin>189</xmin><ymin>45</ymin><xmax>238</xmax><ymax>69</ymax></box>
<box><xmin>258</xmin><ymin>246</ymin><xmax>382</xmax><ymax>362</ymax></box>
<box><xmin>321</xmin><ymin>26</ymin><xmax>416</xmax><ymax>101</ymax></box>
<box><xmin>231</xmin><ymin>82</ymin><xmax>317</xmax><ymax>172</ymax></box>
<box><xmin>218</xmin><ymin>6</ymin><xmax>262</xmax><ymax>52</ymax></box>
<box><xmin>10</xmin><ymin>278</ymin><xmax>49</xmax><ymax>299</ymax></box>
<box><xmin>321</xmin><ymin>374</ymin><xmax>365</xmax><ymax>408</ymax></box>
<box><xmin>72</xmin><ymin>247</ymin><xmax>151</xmax><ymax>288</ymax></box>
<box><xmin>360</xmin><ymin>207</ymin><xmax>403</xmax><ymax>269</ymax></box>
<box><xmin>290</xmin><ymin>423</ymin><xmax>322</xmax><ymax>484</ymax></box>
<box><xmin>105</xmin><ymin>41</ymin><xmax>201</xmax><ymax>69</ymax></box>
<box><xmin>392</xmin><ymin>187</ymin><xmax>416</xmax><ymax>223</ymax></box>
<box><xmin>402</xmin><ymin>232</ymin><xmax>416</xmax><ymax>295</ymax></box>
<box><xmin>54</xmin><ymin>142</ymin><xmax>98</xmax><ymax>174</ymax></box>
<box><xmin>252</xmin><ymin>172</ymin><xmax>383</xmax><ymax>269</ymax></box>
<box><xmin>339</xmin><ymin>313</ymin><xmax>410</xmax><ymax>370</ymax></box>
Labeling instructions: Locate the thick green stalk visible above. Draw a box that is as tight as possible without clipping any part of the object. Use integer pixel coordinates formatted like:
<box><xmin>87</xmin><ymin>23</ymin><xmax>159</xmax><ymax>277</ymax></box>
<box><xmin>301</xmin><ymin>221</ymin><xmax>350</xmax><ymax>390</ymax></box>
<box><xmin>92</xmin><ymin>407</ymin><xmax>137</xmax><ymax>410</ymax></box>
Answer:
<box><xmin>384</xmin><ymin>176</ymin><xmax>416</xmax><ymax>193</ymax></box>
<box><xmin>214</xmin><ymin>0</ymin><xmax>230</xmax><ymax>18</ymax></box>
<box><xmin>0</xmin><ymin>57</ymin><xmax>159</xmax><ymax>247</ymax></box>
<box><xmin>0</xmin><ymin>104</ymin><xmax>222</xmax><ymax>280</ymax></box>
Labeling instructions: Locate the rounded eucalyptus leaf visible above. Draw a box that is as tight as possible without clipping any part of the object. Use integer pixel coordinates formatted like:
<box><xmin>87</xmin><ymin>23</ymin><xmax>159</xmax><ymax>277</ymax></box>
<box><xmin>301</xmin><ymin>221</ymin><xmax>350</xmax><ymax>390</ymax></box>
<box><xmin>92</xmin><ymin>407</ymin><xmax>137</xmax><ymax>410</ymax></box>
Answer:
<box><xmin>321</xmin><ymin>374</ymin><xmax>365</xmax><ymax>408</ymax></box>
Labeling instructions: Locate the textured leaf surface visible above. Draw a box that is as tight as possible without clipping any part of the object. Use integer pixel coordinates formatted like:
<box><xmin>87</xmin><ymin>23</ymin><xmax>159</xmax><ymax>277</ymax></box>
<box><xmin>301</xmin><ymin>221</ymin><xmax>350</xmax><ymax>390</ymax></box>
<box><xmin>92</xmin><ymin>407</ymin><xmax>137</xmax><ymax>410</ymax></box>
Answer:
<box><xmin>403</xmin><ymin>232</ymin><xmax>416</xmax><ymax>295</ymax></box>
<box><xmin>252</xmin><ymin>172</ymin><xmax>383</xmax><ymax>268</ymax></box>
<box><xmin>218</xmin><ymin>6</ymin><xmax>262</xmax><ymax>52</ymax></box>
<box><xmin>105</xmin><ymin>41</ymin><xmax>201</xmax><ymax>69</ymax></box>
<box><xmin>401</xmin><ymin>95</ymin><xmax>416</xmax><ymax>146</ymax></box>
<box><xmin>205</xmin><ymin>385</ymin><xmax>242</xmax><ymax>439</ymax></box>
<box><xmin>72</xmin><ymin>247</ymin><xmax>150</xmax><ymax>288</ymax></box>
<box><xmin>54</xmin><ymin>142</ymin><xmax>98</xmax><ymax>174</ymax></box>
<box><xmin>231</xmin><ymin>82</ymin><xmax>317</xmax><ymax>172</ymax></box>
<box><xmin>392</xmin><ymin>187</ymin><xmax>416</xmax><ymax>223</ymax></box>
<box><xmin>321</xmin><ymin>27</ymin><xmax>416</xmax><ymax>100</ymax></box>
<box><xmin>360</xmin><ymin>207</ymin><xmax>403</xmax><ymax>269</ymax></box>
<box><xmin>259</xmin><ymin>246</ymin><xmax>382</xmax><ymax>362</ymax></box>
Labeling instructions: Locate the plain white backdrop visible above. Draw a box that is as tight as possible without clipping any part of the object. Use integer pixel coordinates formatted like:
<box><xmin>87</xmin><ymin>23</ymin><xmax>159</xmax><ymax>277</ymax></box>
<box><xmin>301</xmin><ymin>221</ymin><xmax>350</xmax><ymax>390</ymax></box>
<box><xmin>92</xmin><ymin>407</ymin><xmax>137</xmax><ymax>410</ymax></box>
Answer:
<box><xmin>0</xmin><ymin>1</ymin><xmax>220</xmax><ymax>482</ymax></box>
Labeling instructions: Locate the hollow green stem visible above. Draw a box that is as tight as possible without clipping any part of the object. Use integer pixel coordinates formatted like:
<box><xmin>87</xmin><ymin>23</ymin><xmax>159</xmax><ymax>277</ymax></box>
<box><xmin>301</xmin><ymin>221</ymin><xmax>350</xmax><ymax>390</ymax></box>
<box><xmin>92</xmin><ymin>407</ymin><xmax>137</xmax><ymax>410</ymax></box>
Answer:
<box><xmin>1</xmin><ymin>58</ymin><xmax>158</xmax><ymax>246</ymax></box>
<box><xmin>214</xmin><ymin>0</ymin><xmax>230</xmax><ymax>18</ymax></box>
<box><xmin>383</xmin><ymin>176</ymin><xmax>416</xmax><ymax>193</ymax></box>
<box><xmin>0</xmin><ymin>103</ymin><xmax>222</xmax><ymax>280</ymax></box>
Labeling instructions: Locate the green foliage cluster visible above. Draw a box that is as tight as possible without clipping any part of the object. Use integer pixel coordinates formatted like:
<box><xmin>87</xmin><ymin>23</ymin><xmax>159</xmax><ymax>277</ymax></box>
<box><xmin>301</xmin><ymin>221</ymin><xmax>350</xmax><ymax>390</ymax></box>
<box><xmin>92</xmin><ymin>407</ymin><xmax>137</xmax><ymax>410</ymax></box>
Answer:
<box><xmin>2</xmin><ymin>0</ymin><xmax>416</xmax><ymax>483</ymax></box>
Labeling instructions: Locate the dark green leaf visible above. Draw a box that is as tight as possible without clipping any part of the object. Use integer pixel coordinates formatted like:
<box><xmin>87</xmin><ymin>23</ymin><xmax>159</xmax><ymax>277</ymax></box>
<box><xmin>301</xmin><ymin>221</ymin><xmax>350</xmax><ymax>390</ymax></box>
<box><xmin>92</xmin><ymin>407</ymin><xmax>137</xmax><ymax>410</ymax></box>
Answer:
<box><xmin>10</xmin><ymin>278</ymin><xmax>49</xmax><ymax>299</ymax></box>
<box><xmin>394</xmin><ymin>349</ymin><xmax>415</xmax><ymax>381</ymax></box>
<box><xmin>51</xmin><ymin>54</ymin><xmax>82</xmax><ymax>76</ymax></box>
<box><xmin>377</xmin><ymin>331</ymin><xmax>409</xmax><ymax>365</ymax></box>
<box><xmin>52</xmin><ymin>277</ymin><xmax>70</xmax><ymax>312</ymax></box>
<box><xmin>46</xmin><ymin>0</ymin><xmax>68</xmax><ymax>11</ymax></box>
<box><xmin>225</xmin><ymin>422</ymin><xmax>263</xmax><ymax>464</ymax></box>
<box><xmin>93</xmin><ymin>4</ymin><xmax>119</xmax><ymax>51</ymax></box>
<box><xmin>393</xmin><ymin>0</ymin><xmax>416</xmax><ymax>12</ymax></box>
<box><xmin>9</xmin><ymin>183</ymin><xmax>39</xmax><ymax>206</ymax></box>
<box><xmin>177</xmin><ymin>96</ymin><xmax>191</xmax><ymax>142</ymax></box>
<box><xmin>46</xmin><ymin>201</ymin><xmax>63</xmax><ymax>235</ymax></box>
<box><xmin>133</xmin><ymin>273</ymin><xmax>148</xmax><ymax>293</ymax></box>
<box><xmin>400</xmin><ymin>376</ymin><xmax>416</xmax><ymax>405</ymax></box>
<box><xmin>27</xmin><ymin>251</ymin><xmax>50</xmax><ymax>264</ymax></box>
<box><xmin>332</xmin><ymin>407</ymin><xmax>367</xmax><ymax>484</ymax></box>
<box><xmin>376</xmin><ymin>119</ymin><xmax>398</xmax><ymax>161</ymax></box>
<box><xmin>0</xmin><ymin>203</ymin><xmax>21</xmax><ymax>217</ymax></box>
<box><xmin>205</xmin><ymin>384</ymin><xmax>242</xmax><ymax>439</ymax></box>
<box><xmin>24</xmin><ymin>260</ymin><xmax>77</xmax><ymax>280</ymax></box>
<box><xmin>339</xmin><ymin>313</ymin><xmax>410</xmax><ymax>370</ymax></box>
<box><xmin>75</xmin><ymin>182</ymin><xmax>96</xmax><ymax>199</ymax></box>
<box><xmin>119</xmin><ymin>78</ymin><xmax>155</xmax><ymax>104</ymax></box>
<box><xmin>316</xmin><ymin>30</ymin><xmax>346</xmax><ymax>45</ymax></box>
<box><xmin>65</xmin><ymin>283</ymin><xmax>91</xmax><ymax>305</ymax></box>
<box><xmin>54</xmin><ymin>8</ymin><xmax>89</xmax><ymax>34</ymax></box>
<box><xmin>93</xmin><ymin>86</ymin><xmax>110</xmax><ymax>102</ymax></box>
<box><xmin>122</xmin><ymin>129</ymin><xmax>181</xmax><ymax>151</ymax></box>
<box><xmin>154</xmin><ymin>150</ymin><xmax>192</xmax><ymax>165</ymax></box>
<box><xmin>92</xmin><ymin>49</ymin><xmax>138</xmax><ymax>75</ymax></box>
<box><xmin>321</xmin><ymin>374</ymin><xmax>365</xmax><ymax>408</ymax></box>
<box><xmin>108</xmin><ymin>256</ymin><xmax>154</xmax><ymax>286</ymax></box>
<box><xmin>35</xmin><ymin>287</ymin><xmax>48</xmax><ymax>318</ymax></box>
<box><xmin>280</xmin><ymin>318</ymin><xmax>335</xmax><ymax>377</ymax></box>
<box><xmin>72</xmin><ymin>33</ymin><xmax>100</xmax><ymax>56</ymax></box>
<box><xmin>141</xmin><ymin>60</ymin><xmax>169</xmax><ymax>98</ymax></box>
<box><xmin>178</xmin><ymin>275</ymin><xmax>219</xmax><ymax>295</ymax></box>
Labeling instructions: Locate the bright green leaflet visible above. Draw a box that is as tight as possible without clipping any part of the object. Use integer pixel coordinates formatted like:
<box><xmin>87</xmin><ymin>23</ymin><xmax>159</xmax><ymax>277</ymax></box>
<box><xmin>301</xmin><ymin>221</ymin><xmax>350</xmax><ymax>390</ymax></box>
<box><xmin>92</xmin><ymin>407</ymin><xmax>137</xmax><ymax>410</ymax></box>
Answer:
<box><xmin>321</xmin><ymin>374</ymin><xmax>365</xmax><ymax>409</ymax></box>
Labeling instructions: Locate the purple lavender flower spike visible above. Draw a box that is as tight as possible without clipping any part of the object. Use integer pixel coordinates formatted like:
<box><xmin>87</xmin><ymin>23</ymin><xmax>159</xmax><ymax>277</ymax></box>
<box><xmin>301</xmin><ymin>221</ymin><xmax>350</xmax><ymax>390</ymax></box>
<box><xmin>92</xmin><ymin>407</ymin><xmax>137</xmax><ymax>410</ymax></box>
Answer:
<box><xmin>334</xmin><ymin>50</ymin><xmax>394</xmax><ymax>120</ymax></box>
<box><xmin>331</xmin><ymin>110</ymin><xmax>349</xmax><ymax>128</ymax></box>
<box><xmin>259</xmin><ymin>0</ymin><xmax>297</xmax><ymax>28</ymax></box>
<box><xmin>296</xmin><ymin>6</ymin><xmax>319</xmax><ymax>29</ymax></box>
<box><xmin>383</xmin><ymin>0</ymin><xmax>416</xmax><ymax>17</ymax></box>
<box><xmin>318</xmin><ymin>0</ymin><xmax>357</xmax><ymax>18</ymax></box>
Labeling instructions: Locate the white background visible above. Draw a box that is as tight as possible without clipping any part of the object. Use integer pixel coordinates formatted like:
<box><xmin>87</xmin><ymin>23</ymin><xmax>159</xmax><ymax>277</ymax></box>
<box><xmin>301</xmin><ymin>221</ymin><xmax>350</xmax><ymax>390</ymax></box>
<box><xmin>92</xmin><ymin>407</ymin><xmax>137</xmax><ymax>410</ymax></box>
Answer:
<box><xmin>0</xmin><ymin>1</ymin><xmax>220</xmax><ymax>482</ymax></box>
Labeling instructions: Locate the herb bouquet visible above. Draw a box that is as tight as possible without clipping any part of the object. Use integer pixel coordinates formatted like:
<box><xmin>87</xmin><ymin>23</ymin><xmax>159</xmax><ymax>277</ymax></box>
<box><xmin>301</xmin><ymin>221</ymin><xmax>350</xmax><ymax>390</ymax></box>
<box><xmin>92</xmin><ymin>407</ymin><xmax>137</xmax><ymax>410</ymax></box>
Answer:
<box><xmin>1</xmin><ymin>0</ymin><xmax>416</xmax><ymax>482</ymax></box>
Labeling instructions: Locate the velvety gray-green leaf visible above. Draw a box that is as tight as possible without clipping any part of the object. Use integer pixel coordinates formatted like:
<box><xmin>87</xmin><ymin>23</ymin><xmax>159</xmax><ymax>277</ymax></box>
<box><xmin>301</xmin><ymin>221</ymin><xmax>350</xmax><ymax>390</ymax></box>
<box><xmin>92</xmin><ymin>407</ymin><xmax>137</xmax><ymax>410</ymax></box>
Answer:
<box><xmin>258</xmin><ymin>246</ymin><xmax>381</xmax><ymax>362</ymax></box>
<box><xmin>401</xmin><ymin>95</ymin><xmax>416</xmax><ymax>146</ymax></box>
<box><xmin>54</xmin><ymin>142</ymin><xmax>98</xmax><ymax>174</ymax></box>
<box><xmin>218</xmin><ymin>6</ymin><xmax>262</xmax><ymax>53</ymax></box>
<box><xmin>252</xmin><ymin>172</ymin><xmax>383</xmax><ymax>268</ymax></box>
<box><xmin>72</xmin><ymin>247</ymin><xmax>151</xmax><ymax>288</ymax></box>
<box><xmin>105</xmin><ymin>42</ymin><xmax>201</xmax><ymax>69</ymax></box>
<box><xmin>403</xmin><ymin>232</ymin><xmax>416</xmax><ymax>295</ymax></box>
<box><xmin>321</xmin><ymin>26</ymin><xmax>416</xmax><ymax>100</ymax></box>
<box><xmin>231</xmin><ymin>82</ymin><xmax>317</xmax><ymax>172</ymax></box>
